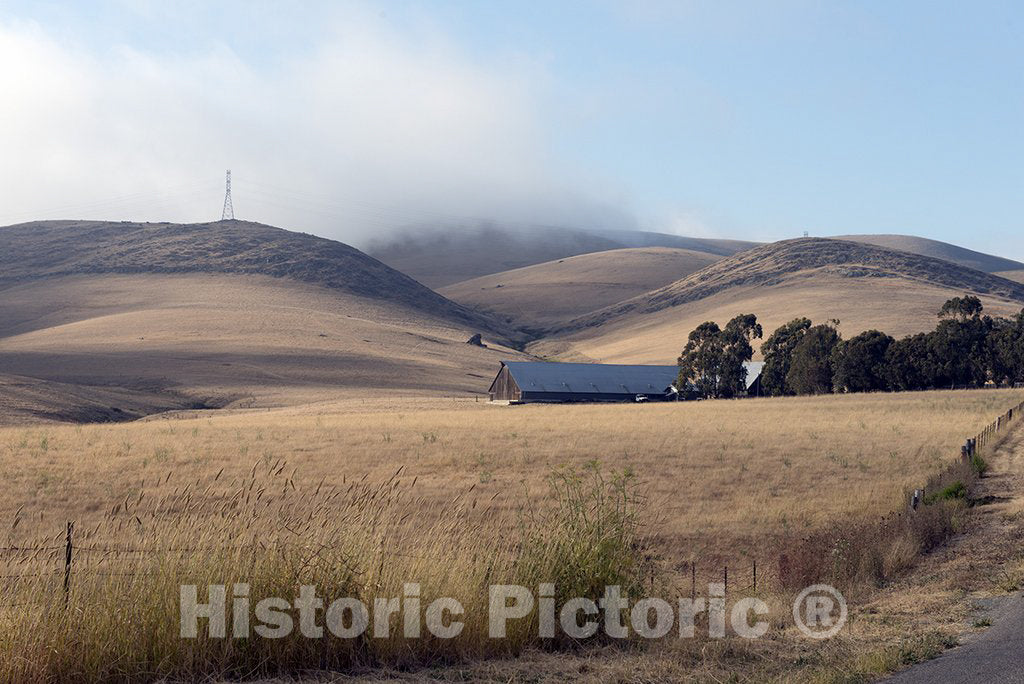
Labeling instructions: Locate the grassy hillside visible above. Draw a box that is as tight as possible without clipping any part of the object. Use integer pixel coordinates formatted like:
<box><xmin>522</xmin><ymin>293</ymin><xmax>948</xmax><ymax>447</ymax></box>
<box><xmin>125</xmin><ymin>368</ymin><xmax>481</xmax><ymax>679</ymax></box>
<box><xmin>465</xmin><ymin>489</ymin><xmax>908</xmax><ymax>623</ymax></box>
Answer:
<box><xmin>440</xmin><ymin>247</ymin><xmax>722</xmax><ymax>326</ymax></box>
<box><xmin>368</xmin><ymin>224</ymin><xmax>756</xmax><ymax>288</ymax></box>
<box><xmin>996</xmin><ymin>269</ymin><xmax>1024</xmax><ymax>284</ymax></box>
<box><xmin>839</xmin><ymin>234</ymin><xmax>1024</xmax><ymax>273</ymax></box>
<box><xmin>589</xmin><ymin>228</ymin><xmax>760</xmax><ymax>255</ymax></box>
<box><xmin>0</xmin><ymin>221</ymin><xmax>523</xmax><ymax>423</ymax></box>
<box><xmin>0</xmin><ymin>220</ymin><xmax>496</xmax><ymax>327</ymax></box>
<box><xmin>534</xmin><ymin>238</ymin><xmax>1024</xmax><ymax>363</ymax></box>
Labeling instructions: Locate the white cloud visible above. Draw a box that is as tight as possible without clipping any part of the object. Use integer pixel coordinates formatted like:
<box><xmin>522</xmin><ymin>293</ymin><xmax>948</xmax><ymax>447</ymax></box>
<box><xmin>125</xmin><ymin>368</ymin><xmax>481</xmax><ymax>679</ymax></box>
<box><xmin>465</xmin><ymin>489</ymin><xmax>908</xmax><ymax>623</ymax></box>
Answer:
<box><xmin>662</xmin><ymin>211</ymin><xmax>717</xmax><ymax>239</ymax></box>
<box><xmin>0</xmin><ymin>8</ymin><xmax>635</xmax><ymax>245</ymax></box>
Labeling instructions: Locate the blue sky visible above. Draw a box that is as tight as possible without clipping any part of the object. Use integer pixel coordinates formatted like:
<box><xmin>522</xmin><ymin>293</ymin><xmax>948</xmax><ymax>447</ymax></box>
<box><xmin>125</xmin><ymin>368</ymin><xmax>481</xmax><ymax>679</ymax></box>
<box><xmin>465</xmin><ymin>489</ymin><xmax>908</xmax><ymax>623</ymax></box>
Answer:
<box><xmin>0</xmin><ymin>1</ymin><xmax>1020</xmax><ymax>257</ymax></box>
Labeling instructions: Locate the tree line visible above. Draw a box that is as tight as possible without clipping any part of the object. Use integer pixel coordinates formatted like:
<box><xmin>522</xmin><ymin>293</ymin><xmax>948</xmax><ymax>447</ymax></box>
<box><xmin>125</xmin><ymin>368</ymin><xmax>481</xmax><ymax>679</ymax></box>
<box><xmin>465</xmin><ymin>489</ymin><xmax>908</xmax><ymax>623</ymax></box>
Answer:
<box><xmin>677</xmin><ymin>296</ymin><xmax>1024</xmax><ymax>398</ymax></box>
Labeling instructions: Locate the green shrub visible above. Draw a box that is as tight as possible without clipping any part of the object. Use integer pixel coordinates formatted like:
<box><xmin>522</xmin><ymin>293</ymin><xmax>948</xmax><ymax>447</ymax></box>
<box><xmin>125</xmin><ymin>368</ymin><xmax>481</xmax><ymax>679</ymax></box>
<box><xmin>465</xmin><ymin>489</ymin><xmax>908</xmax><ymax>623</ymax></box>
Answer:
<box><xmin>924</xmin><ymin>481</ymin><xmax>966</xmax><ymax>505</ymax></box>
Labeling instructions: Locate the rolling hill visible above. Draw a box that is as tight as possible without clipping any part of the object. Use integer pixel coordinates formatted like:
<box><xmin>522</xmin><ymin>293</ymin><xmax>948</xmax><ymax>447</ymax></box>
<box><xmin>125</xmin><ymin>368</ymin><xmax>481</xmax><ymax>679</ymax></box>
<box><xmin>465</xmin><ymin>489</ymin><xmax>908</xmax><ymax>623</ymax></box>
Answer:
<box><xmin>839</xmin><ymin>234</ymin><xmax>1024</xmax><ymax>274</ymax></box>
<box><xmin>439</xmin><ymin>247</ymin><xmax>722</xmax><ymax>327</ymax></box>
<box><xmin>0</xmin><ymin>220</ymin><xmax>523</xmax><ymax>423</ymax></box>
<box><xmin>0</xmin><ymin>220</ymin><xmax>491</xmax><ymax>325</ymax></box>
<box><xmin>7</xmin><ymin>219</ymin><xmax>1022</xmax><ymax>423</ymax></box>
<box><xmin>590</xmin><ymin>228</ymin><xmax>760</xmax><ymax>256</ymax></box>
<box><xmin>367</xmin><ymin>223</ymin><xmax>758</xmax><ymax>288</ymax></box>
<box><xmin>531</xmin><ymin>238</ymin><xmax>1024</xmax><ymax>364</ymax></box>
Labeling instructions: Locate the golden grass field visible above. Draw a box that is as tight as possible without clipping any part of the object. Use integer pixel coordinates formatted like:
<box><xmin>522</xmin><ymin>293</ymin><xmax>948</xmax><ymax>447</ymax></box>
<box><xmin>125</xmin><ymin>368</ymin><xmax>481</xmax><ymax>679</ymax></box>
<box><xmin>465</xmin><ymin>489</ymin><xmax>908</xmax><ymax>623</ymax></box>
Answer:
<box><xmin>4</xmin><ymin>389</ymin><xmax>1020</xmax><ymax>567</ymax></box>
<box><xmin>1</xmin><ymin>388</ymin><xmax>1023</xmax><ymax>681</ymax></box>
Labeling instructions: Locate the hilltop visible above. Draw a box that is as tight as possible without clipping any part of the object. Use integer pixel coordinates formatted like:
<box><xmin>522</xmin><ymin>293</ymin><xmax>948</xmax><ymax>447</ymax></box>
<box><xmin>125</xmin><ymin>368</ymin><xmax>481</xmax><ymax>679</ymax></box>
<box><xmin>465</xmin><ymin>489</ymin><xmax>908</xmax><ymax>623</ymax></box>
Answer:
<box><xmin>533</xmin><ymin>238</ymin><xmax>1024</xmax><ymax>364</ymax></box>
<box><xmin>440</xmin><ymin>247</ymin><xmax>722</xmax><ymax>327</ymax></box>
<box><xmin>0</xmin><ymin>220</ymin><xmax>523</xmax><ymax>422</ymax></box>
<box><xmin>368</xmin><ymin>223</ymin><xmax>757</xmax><ymax>288</ymax></box>
<box><xmin>0</xmin><ymin>219</ymin><xmax>495</xmax><ymax>327</ymax></box>
<box><xmin>587</xmin><ymin>238</ymin><xmax>1024</xmax><ymax>319</ymax></box>
<box><xmin>839</xmin><ymin>234</ymin><xmax>1024</xmax><ymax>274</ymax></box>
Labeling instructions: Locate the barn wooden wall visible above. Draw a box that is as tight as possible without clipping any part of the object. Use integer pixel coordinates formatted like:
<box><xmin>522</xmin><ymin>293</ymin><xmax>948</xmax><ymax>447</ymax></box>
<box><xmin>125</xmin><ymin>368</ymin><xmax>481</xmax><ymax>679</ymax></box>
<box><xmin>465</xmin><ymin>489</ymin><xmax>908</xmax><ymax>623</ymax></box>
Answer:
<box><xmin>488</xmin><ymin>366</ymin><xmax>521</xmax><ymax>401</ymax></box>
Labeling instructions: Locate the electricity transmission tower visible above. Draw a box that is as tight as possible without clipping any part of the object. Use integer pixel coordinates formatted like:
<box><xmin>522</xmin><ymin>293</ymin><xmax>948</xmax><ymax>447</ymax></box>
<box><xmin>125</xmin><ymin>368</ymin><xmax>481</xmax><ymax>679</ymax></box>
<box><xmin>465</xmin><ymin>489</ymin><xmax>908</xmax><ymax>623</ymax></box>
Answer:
<box><xmin>221</xmin><ymin>170</ymin><xmax>234</xmax><ymax>220</ymax></box>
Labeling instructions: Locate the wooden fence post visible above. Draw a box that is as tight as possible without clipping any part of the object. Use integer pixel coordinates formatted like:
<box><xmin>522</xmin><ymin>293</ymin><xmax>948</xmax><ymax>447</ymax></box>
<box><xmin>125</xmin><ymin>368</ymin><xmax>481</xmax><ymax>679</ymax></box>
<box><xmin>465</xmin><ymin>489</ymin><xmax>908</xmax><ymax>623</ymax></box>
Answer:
<box><xmin>753</xmin><ymin>559</ymin><xmax>757</xmax><ymax>591</ymax></box>
<box><xmin>724</xmin><ymin>565</ymin><xmax>728</xmax><ymax>595</ymax></box>
<box><xmin>63</xmin><ymin>521</ymin><xmax>74</xmax><ymax>606</ymax></box>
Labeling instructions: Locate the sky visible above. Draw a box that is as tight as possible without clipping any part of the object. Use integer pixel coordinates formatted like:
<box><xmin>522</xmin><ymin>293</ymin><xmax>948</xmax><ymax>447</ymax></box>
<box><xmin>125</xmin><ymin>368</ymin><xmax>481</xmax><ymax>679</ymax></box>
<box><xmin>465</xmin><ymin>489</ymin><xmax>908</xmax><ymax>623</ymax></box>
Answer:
<box><xmin>0</xmin><ymin>0</ymin><xmax>1020</xmax><ymax>256</ymax></box>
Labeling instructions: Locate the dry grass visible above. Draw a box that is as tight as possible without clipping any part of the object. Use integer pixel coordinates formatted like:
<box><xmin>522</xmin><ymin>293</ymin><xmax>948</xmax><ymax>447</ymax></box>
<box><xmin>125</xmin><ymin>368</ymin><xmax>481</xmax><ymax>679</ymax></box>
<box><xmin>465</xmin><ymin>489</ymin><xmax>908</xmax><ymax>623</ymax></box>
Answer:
<box><xmin>0</xmin><ymin>220</ymin><xmax>491</xmax><ymax>326</ymax></box>
<box><xmin>2</xmin><ymin>390</ymin><xmax>1020</xmax><ymax>566</ymax></box>
<box><xmin>439</xmin><ymin>247</ymin><xmax>721</xmax><ymax>327</ymax></box>
<box><xmin>258</xmin><ymin>417</ymin><xmax>1024</xmax><ymax>684</ymax></box>
<box><xmin>532</xmin><ymin>274</ymin><xmax>1024</xmax><ymax>364</ymax></box>
<box><xmin>837</xmin><ymin>234</ymin><xmax>1024</xmax><ymax>273</ymax></box>
<box><xmin>0</xmin><ymin>464</ymin><xmax>651</xmax><ymax>681</ymax></box>
<box><xmin>0</xmin><ymin>273</ymin><xmax>524</xmax><ymax>422</ymax></box>
<box><xmin>1</xmin><ymin>388</ymin><xmax>1022</xmax><ymax>681</ymax></box>
<box><xmin>997</xmin><ymin>269</ymin><xmax>1024</xmax><ymax>284</ymax></box>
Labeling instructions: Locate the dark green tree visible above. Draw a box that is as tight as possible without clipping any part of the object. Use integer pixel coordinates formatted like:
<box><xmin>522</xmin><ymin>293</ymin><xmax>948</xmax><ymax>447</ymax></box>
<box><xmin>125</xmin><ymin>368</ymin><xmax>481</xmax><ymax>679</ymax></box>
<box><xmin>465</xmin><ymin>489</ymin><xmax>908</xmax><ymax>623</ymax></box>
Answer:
<box><xmin>761</xmin><ymin>318</ymin><xmax>812</xmax><ymax>396</ymax></box>
<box><xmin>677</xmin><ymin>321</ymin><xmax>724</xmax><ymax>398</ymax></box>
<box><xmin>787</xmin><ymin>321</ymin><xmax>841</xmax><ymax>395</ymax></box>
<box><xmin>719</xmin><ymin>314</ymin><xmax>763</xmax><ymax>398</ymax></box>
<box><xmin>989</xmin><ymin>309</ymin><xmax>1024</xmax><ymax>385</ymax></box>
<box><xmin>832</xmin><ymin>330</ymin><xmax>894</xmax><ymax>392</ymax></box>
<box><xmin>929</xmin><ymin>297</ymin><xmax>992</xmax><ymax>387</ymax></box>
<box><xmin>938</xmin><ymin>295</ymin><xmax>984</xmax><ymax>321</ymax></box>
<box><xmin>676</xmin><ymin>314</ymin><xmax>761</xmax><ymax>399</ymax></box>
<box><xmin>884</xmin><ymin>333</ymin><xmax>936</xmax><ymax>391</ymax></box>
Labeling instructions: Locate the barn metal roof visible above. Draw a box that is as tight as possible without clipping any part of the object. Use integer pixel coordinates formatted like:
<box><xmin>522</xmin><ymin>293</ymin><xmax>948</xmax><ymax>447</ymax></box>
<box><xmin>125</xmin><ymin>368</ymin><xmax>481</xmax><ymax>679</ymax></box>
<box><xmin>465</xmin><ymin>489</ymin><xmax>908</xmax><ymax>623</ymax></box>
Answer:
<box><xmin>500</xmin><ymin>360</ymin><xmax>764</xmax><ymax>395</ymax></box>
<box><xmin>501</xmin><ymin>361</ymin><xmax>677</xmax><ymax>395</ymax></box>
<box><xmin>744</xmin><ymin>361</ymin><xmax>765</xmax><ymax>389</ymax></box>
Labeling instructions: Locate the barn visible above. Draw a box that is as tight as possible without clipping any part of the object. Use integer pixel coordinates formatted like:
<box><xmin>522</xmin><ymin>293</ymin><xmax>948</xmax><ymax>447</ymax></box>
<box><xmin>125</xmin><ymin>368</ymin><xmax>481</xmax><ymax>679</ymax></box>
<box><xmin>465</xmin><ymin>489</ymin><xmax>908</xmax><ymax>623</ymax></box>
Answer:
<box><xmin>489</xmin><ymin>361</ymin><xmax>764</xmax><ymax>403</ymax></box>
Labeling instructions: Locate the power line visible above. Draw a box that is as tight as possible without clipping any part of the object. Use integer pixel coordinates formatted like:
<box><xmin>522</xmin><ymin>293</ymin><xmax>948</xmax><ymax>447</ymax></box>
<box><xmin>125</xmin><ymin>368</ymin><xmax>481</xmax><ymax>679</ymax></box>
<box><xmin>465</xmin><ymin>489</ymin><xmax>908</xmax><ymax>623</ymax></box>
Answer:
<box><xmin>0</xmin><ymin>180</ymin><xmax>219</xmax><ymax>226</ymax></box>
